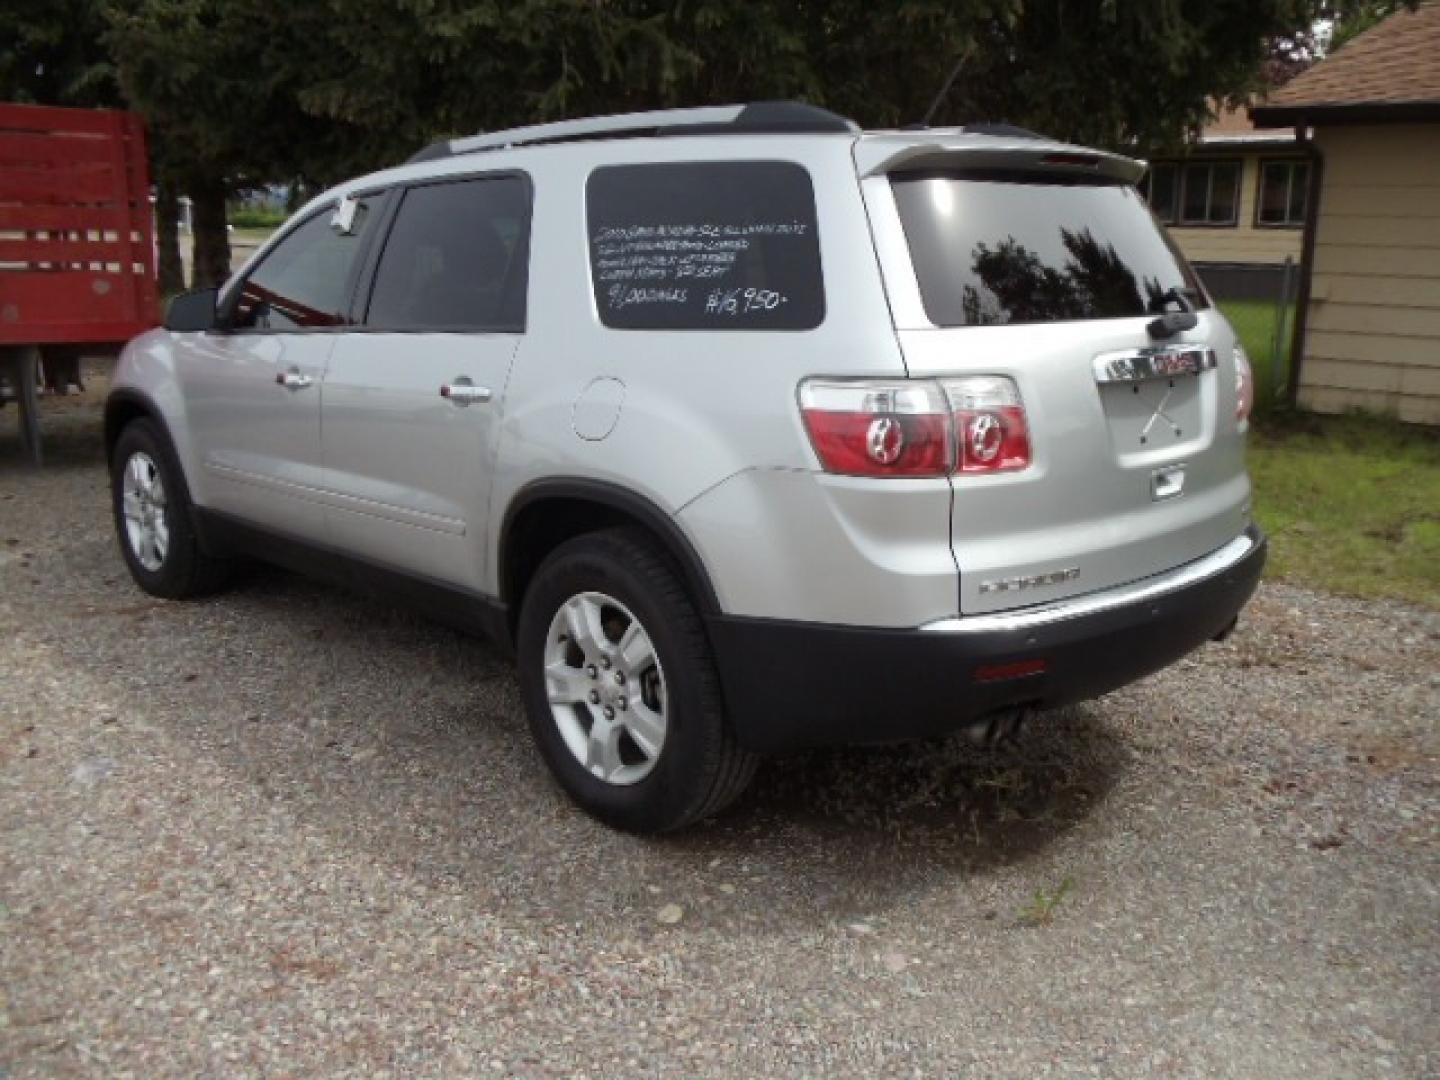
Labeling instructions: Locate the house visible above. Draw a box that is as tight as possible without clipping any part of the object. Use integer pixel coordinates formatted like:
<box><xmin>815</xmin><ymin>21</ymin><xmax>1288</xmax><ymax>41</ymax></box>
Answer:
<box><xmin>1251</xmin><ymin>2</ymin><xmax>1440</xmax><ymax>425</ymax></box>
<box><xmin>1140</xmin><ymin>106</ymin><xmax>1308</xmax><ymax>300</ymax></box>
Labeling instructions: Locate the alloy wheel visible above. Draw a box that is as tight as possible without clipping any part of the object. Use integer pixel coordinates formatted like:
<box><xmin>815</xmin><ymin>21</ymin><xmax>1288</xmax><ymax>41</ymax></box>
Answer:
<box><xmin>543</xmin><ymin>591</ymin><xmax>667</xmax><ymax>785</ymax></box>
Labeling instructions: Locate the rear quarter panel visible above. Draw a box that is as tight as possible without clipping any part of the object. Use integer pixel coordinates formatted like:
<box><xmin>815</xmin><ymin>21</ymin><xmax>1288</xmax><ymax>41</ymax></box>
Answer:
<box><xmin>487</xmin><ymin>137</ymin><xmax>911</xmax><ymax>603</ymax></box>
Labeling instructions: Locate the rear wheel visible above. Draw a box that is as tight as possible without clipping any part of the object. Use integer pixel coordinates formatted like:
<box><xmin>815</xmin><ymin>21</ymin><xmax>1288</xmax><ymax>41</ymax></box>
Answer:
<box><xmin>516</xmin><ymin>528</ymin><xmax>757</xmax><ymax>832</ymax></box>
<box><xmin>111</xmin><ymin>419</ymin><xmax>232</xmax><ymax>598</ymax></box>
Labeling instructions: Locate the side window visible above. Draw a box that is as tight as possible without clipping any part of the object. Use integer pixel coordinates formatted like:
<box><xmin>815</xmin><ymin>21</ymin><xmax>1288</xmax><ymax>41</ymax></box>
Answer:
<box><xmin>1178</xmin><ymin>161</ymin><xmax>1241</xmax><ymax>226</ymax></box>
<box><xmin>365</xmin><ymin>175</ymin><xmax>531</xmax><ymax>331</ymax></box>
<box><xmin>1257</xmin><ymin>159</ymin><xmax>1309</xmax><ymax>227</ymax></box>
<box><xmin>1141</xmin><ymin>162</ymin><xmax>1179</xmax><ymax>225</ymax></box>
<box><xmin>586</xmin><ymin>161</ymin><xmax>825</xmax><ymax>330</ymax></box>
<box><xmin>231</xmin><ymin>196</ymin><xmax>380</xmax><ymax>329</ymax></box>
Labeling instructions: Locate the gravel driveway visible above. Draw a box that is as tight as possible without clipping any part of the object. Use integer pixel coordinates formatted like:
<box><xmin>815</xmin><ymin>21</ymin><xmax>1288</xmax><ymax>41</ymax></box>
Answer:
<box><xmin>3</xmin><ymin>381</ymin><xmax>1437</xmax><ymax>1078</ymax></box>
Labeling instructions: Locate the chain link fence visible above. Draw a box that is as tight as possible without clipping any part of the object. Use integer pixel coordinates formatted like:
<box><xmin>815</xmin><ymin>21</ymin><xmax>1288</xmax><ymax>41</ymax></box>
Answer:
<box><xmin>1195</xmin><ymin>257</ymin><xmax>1301</xmax><ymax>415</ymax></box>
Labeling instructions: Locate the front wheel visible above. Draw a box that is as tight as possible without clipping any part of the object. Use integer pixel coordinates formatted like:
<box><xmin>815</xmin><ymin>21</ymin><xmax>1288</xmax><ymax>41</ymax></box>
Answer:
<box><xmin>516</xmin><ymin>528</ymin><xmax>757</xmax><ymax>833</ymax></box>
<box><xmin>111</xmin><ymin>419</ymin><xmax>232</xmax><ymax>598</ymax></box>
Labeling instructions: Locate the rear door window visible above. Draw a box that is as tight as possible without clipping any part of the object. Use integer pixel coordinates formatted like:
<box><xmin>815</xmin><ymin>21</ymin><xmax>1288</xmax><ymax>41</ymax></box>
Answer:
<box><xmin>891</xmin><ymin>172</ymin><xmax>1207</xmax><ymax>327</ymax></box>
<box><xmin>365</xmin><ymin>174</ymin><xmax>531</xmax><ymax>332</ymax></box>
<box><xmin>586</xmin><ymin>161</ymin><xmax>824</xmax><ymax>330</ymax></box>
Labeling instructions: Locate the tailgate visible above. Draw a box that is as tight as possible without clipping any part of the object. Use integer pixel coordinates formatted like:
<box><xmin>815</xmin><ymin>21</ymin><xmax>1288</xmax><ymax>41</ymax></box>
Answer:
<box><xmin>900</xmin><ymin>316</ymin><xmax>1250</xmax><ymax>614</ymax></box>
<box><xmin>864</xmin><ymin>152</ymin><xmax>1252</xmax><ymax>615</ymax></box>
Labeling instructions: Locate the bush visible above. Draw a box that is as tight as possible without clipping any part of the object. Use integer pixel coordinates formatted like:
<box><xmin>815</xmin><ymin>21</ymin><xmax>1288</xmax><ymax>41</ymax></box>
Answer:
<box><xmin>228</xmin><ymin>206</ymin><xmax>287</xmax><ymax>229</ymax></box>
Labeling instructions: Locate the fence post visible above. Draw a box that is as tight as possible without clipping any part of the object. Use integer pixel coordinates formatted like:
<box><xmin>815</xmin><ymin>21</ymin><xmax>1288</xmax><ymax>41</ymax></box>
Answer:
<box><xmin>1273</xmin><ymin>257</ymin><xmax>1296</xmax><ymax>401</ymax></box>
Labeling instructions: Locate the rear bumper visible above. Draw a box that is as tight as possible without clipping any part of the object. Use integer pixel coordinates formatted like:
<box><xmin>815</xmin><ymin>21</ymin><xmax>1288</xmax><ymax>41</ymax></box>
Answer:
<box><xmin>707</xmin><ymin>526</ymin><xmax>1266</xmax><ymax>752</ymax></box>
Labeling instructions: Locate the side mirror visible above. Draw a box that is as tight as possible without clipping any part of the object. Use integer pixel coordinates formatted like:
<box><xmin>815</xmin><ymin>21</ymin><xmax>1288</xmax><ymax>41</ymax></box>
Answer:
<box><xmin>164</xmin><ymin>287</ymin><xmax>220</xmax><ymax>332</ymax></box>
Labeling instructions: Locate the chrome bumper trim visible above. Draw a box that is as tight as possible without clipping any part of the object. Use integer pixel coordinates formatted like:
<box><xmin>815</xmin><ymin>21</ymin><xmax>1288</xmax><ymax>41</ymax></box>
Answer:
<box><xmin>921</xmin><ymin>532</ymin><xmax>1258</xmax><ymax>635</ymax></box>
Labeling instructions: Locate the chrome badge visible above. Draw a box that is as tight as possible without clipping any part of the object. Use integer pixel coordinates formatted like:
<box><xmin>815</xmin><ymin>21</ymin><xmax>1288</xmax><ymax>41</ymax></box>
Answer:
<box><xmin>979</xmin><ymin>567</ymin><xmax>1080</xmax><ymax>595</ymax></box>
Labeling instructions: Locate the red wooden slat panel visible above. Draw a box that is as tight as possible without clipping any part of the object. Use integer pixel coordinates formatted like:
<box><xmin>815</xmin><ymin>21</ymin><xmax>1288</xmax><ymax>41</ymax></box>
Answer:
<box><xmin>0</xmin><ymin>104</ymin><xmax>158</xmax><ymax>344</ymax></box>
<box><xmin>0</xmin><ymin>131</ymin><xmax>113</xmax><ymax>167</ymax></box>
<box><xmin>0</xmin><ymin>320</ymin><xmax>151</xmax><ymax>347</ymax></box>
<box><xmin>0</xmin><ymin>205</ymin><xmax>136</xmax><ymax>232</ymax></box>
<box><xmin>0</xmin><ymin>166</ymin><xmax>119</xmax><ymax>204</ymax></box>
<box><xmin>0</xmin><ymin>238</ymin><xmax>131</xmax><ymax>263</ymax></box>
<box><xmin>0</xmin><ymin>102</ymin><xmax>120</xmax><ymax>136</ymax></box>
<box><xmin>0</xmin><ymin>269</ymin><xmax>143</xmax><ymax>337</ymax></box>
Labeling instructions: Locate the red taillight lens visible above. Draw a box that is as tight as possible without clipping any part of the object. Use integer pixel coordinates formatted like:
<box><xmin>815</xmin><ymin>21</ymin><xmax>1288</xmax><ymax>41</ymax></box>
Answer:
<box><xmin>1234</xmin><ymin>344</ymin><xmax>1254</xmax><ymax>425</ymax></box>
<box><xmin>944</xmin><ymin>376</ymin><xmax>1032</xmax><ymax>473</ymax></box>
<box><xmin>799</xmin><ymin>381</ymin><xmax>952</xmax><ymax>477</ymax></box>
<box><xmin>799</xmin><ymin>376</ymin><xmax>1032</xmax><ymax>478</ymax></box>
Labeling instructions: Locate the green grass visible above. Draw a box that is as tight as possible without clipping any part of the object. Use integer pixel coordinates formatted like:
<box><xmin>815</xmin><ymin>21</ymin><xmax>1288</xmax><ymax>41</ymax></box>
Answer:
<box><xmin>228</xmin><ymin>206</ymin><xmax>287</xmax><ymax>229</ymax></box>
<box><xmin>1219</xmin><ymin>299</ymin><xmax>1294</xmax><ymax>416</ymax></box>
<box><xmin>1249</xmin><ymin>412</ymin><xmax>1440</xmax><ymax>608</ymax></box>
<box><xmin>1016</xmin><ymin>876</ymin><xmax>1075</xmax><ymax>928</ymax></box>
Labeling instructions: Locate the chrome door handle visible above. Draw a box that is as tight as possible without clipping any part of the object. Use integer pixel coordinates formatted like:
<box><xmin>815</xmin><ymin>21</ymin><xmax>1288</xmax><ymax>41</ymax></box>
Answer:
<box><xmin>440</xmin><ymin>380</ymin><xmax>492</xmax><ymax>406</ymax></box>
<box><xmin>275</xmin><ymin>370</ymin><xmax>313</xmax><ymax>390</ymax></box>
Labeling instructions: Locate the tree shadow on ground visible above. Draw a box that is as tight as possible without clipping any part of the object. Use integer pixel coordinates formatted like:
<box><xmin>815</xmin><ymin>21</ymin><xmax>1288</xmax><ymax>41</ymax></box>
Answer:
<box><xmin>151</xmin><ymin>565</ymin><xmax>1130</xmax><ymax>928</ymax></box>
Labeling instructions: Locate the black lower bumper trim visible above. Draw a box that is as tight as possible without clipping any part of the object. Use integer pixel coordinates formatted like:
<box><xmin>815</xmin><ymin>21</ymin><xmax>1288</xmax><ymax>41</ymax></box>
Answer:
<box><xmin>707</xmin><ymin>528</ymin><xmax>1267</xmax><ymax>753</ymax></box>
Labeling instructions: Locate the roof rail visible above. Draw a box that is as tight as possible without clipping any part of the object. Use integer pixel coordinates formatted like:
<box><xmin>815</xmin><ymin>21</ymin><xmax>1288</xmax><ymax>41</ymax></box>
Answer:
<box><xmin>405</xmin><ymin>101</ymin><xmax>858</xmax><ymax>164</ymax></box>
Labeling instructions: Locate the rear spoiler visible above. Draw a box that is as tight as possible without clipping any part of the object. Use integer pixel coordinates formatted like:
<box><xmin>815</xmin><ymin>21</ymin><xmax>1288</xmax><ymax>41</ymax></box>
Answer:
<box><xmin>854</xmin><ymin>131</ymin><xmax>1145</xmax><ymax>185</ymax></box>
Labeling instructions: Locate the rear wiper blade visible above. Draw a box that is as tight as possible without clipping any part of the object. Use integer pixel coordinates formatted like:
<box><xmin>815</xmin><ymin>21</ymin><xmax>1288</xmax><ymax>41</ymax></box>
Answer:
<box><xmin>1147</xmin><ymin>286</ymin><xmax>1198</xmax><ymax>339</ymax></box>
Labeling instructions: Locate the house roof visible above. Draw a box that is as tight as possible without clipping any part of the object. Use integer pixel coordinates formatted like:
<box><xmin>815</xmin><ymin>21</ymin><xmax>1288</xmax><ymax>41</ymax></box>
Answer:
<box><xmin>1252</xmin><ymin>2</ymin><xmax>1440</xmax><ymax>126</ymax></box>
<box><xmin>1197</xmin><ymin>103</ymin><xmax>1296</xmax><ymax>147</ymax></box>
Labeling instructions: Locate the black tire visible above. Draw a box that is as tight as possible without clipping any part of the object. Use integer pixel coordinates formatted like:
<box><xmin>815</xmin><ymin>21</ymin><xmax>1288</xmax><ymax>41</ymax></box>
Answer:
<box><xmin>111</xmin><ymin>418</ymin><xmax>232</xmax><ymax>599</ymax></box>
<box><xmin>516</xmin><ymin>528</ymin><xmax>758</xmax><ymax>833</ymax></box>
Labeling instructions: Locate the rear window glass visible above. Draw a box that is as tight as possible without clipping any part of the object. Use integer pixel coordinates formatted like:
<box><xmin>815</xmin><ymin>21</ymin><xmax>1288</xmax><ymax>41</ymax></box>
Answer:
<box><xmin>586</xmin><ymin>161</ymin><xmax>824</xmax><ymax>330</ymax></box>
<box><xmin>365</xmin><ymin>174</ymin><xmax>530</xmax><ymax>331</ymax></box>
<box><xmin>891</xmin><ymin>172</ymin><xmax>1207</xmax><ymax>327</ymax></box>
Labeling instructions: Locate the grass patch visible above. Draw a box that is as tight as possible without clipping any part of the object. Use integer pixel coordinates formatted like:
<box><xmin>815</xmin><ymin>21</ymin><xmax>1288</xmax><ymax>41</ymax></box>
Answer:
<box><xmin>1249</xmin><ymin>412</ymin><xmax>1440</xmax><ymax>608</ymax></box>
<box><xmin>1016</xmin><ymin>876</ymin><xmax>1074</xmax><ymax>927</ymax></box>
<box><xmin>1219</xmin><ymin>298</ymin><xmax>1294</xmax><ymax>416</ymax></box>
<box><xmin>228</xmin><ymin>206</ymin><xmax>287</xmax><ymax>229</ymax></box>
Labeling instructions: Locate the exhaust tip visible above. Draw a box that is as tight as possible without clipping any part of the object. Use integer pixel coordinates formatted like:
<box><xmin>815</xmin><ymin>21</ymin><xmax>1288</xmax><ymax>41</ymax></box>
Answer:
<box><xmin>961</xmin><ymin>706</ymin><xmax>1033</xmax><ymax>748</ymax></box>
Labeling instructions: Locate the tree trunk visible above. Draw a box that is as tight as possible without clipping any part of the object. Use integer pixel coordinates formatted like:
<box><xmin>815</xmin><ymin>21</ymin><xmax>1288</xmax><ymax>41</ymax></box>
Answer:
<box><xmin>154</xmin><ymin>178</ymin><xmax>185</xmax><ymax>295</ymax></box>
<box><xmin>189</xmin><ymin>178</ymin><xmax>231</xmax><ymax>288</ymax></box>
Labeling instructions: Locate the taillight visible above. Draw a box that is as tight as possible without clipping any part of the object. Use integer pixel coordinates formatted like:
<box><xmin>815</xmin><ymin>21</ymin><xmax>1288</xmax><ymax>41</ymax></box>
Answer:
<box><xmin>798</xmin><ymin>376</ymin><xmax>1032</xmax><ymax>478</ymax></box>
<box><xmin>1234</xmin><ymin>344</ymin><xmax>1254</xmax><ymax>425</ymax></box>
<box><xmin>798</xmin><ymin>380</ymin><xmax>952</xmax><ymax>477</ymax></box>
<box><xmin>943</xmin><ymin>376</ymin><xmax>1032</xmax><ymax>473</ymax></box>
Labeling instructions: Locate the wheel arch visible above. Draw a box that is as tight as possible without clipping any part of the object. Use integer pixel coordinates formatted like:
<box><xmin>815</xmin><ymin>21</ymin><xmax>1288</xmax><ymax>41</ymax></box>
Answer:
<box><xmin>104</xmin><ymin>388</ymin><xmax>166</xmax><ymax>466</ymax></box>
<box><xmin>498</xmin><ymin>479</ymin><xmax>723</xmax><ymax>633</ymax></box>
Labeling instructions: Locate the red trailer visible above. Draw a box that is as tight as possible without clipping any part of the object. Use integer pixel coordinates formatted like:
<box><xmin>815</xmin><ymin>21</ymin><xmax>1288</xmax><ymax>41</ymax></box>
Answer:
<box><xmin>1</xmin><ymin>102</ymin><xmax>158</xmax><ymax>463</ymax></box>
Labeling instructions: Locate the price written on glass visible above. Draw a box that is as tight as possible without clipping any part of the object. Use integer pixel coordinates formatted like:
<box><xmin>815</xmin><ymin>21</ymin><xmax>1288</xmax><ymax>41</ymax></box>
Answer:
<box><xmin>704</xmin><ymin>287</ymin><xmax>788</xmax><ymax>317</ymax></box>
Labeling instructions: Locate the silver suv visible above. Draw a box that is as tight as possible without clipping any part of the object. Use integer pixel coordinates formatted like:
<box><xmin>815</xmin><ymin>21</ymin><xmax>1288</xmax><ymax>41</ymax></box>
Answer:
<box><xmin>107</xmin><ymin>102</ymin><xmax>1266</xmax><ymax>832</ymax></box>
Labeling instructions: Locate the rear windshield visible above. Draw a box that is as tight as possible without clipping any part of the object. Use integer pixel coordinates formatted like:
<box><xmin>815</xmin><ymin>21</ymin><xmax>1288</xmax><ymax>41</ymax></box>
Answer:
<box><xmin>891</xmin><ymin>172</ymin><xmax>1207</xmax><ymax>327</ymax></box>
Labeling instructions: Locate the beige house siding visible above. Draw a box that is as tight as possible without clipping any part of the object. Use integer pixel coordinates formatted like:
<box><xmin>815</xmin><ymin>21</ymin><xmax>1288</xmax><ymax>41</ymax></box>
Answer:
<box><xmin>1300</xmin><ymin>124</ymin><xmax>1440</xmax><ymax>424</ymax></box>
<box><xmin>1166</xmin><ymin>154</ymin><xmax>1306</xmax><ymax>266</ymax></box>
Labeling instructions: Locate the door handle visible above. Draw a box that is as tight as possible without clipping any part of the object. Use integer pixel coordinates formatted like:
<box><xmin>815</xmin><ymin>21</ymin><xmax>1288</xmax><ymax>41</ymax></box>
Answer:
<box><xmin>440</xmin><ymin>379</ymin><xmax>493</xmax><ymax>406</ymax></box>
<box><xmin>275</xmin><ymin>369</ymin><xmax>313</xmax><ymax>391</ymax></box>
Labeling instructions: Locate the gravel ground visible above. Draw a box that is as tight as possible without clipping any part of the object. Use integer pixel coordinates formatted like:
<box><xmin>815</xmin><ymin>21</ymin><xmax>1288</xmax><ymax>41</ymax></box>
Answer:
<box><xmin>2</xmin><ymin>378</ymin><xmax>1437</xmax><ymax>1078</ymax></box>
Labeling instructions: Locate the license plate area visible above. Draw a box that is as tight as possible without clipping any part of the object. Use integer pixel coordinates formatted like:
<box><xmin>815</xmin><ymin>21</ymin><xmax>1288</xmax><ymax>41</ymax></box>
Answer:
<box><xmin>1094</xmin><ymin>344</ymin><xmax>1213</xmax><ymax>457</ymax></box>
<box><xmin>1093</xmin><ymin>345</ymin><xmax>1216</xmax><ymax>384</ymax></box>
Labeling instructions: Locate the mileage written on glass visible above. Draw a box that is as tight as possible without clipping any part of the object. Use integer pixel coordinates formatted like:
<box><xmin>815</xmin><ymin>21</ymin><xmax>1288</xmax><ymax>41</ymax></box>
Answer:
<box><xmin>585</xmin><ymin>161</ymin><xmax>826</xmax><ymax>331</ymax></box>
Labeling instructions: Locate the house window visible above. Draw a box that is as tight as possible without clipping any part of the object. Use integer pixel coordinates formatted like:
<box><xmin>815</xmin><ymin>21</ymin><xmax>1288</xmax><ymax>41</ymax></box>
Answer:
<box><xmin>1141</xmin><ymin>163</ymin><xmax>1179</xmax><ymax>224</ymax></box>
<box><xmin>1142</xmin><ymin>161</ymin><xmax>1240</xmax><ymax>226</ymax></box>
<box><xmin>1257</xmin><ymin>159</ymin><xmax>1310</xmax><ymax>227</ymax></box>
<box><xmin>1178</xmin><ymin>162</ymin><xmax>1241</xmax><ymax>226</ymax></box>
